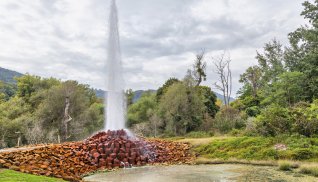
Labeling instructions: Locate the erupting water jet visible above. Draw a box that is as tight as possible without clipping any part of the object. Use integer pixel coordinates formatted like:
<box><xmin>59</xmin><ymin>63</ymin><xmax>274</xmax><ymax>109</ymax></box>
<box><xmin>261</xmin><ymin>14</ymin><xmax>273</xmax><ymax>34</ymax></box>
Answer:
<box><xmin>105</xmin><ymin>0</ymin><xmax>126</xmax><ymax>130</ymax></box>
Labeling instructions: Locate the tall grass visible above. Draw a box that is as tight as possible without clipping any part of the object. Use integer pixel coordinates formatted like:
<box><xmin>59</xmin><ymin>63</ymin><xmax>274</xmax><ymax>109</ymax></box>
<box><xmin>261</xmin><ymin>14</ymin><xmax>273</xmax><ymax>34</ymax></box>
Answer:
<box><xmin>300</xmin><ymin>165</ymin><xmax>318</xmax><ymax>177</ymax></box>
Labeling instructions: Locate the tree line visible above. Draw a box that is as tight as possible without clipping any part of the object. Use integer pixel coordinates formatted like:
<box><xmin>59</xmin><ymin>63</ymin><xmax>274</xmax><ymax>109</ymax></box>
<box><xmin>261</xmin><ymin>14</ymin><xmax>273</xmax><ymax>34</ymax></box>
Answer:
<box><xmin>232</xmin><ymin>0</ymin><xmax>318</xmax><ymax>137</ymax></box>
<box><xmin>127</xmin><ymin>0</ymin><xmax>318</xmax><ymax>138</ymax></box>
<box><xmin>0</xmin><ymin>76</ymin><xmax>104</xmax><ymax>148</ymax></box>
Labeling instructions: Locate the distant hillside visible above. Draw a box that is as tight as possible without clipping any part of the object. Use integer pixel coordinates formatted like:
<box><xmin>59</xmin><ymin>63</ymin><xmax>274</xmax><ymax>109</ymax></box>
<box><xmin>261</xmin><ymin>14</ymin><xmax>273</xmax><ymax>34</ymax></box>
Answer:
<box><xmin>95</xmin><ymin>89</ymin><xmax>234</xmax><ymax>104</ymax></box>
<box><xmin>0</xmin><ymin>67</ymin><xmax>235</xmax><ymax>103</ymax></box>
<box><xmin>0</xmin><ymin>67</ymin><xmax>23</xmax><ymax>84</ymax></box>
<box><xmin>214</xmin><ymin>92</ymin><xmax>235</xmax><ymax>103</ymax></box>
<box><xmin>94</xmin><ymin>89</ymin><xmax>157</xmax><ymax>103</ymax></box>
<box><xmin>94</xmin><ymin>89</ymin><xmax>105</xmax><ymax>98</ymax></box>
<box><xmin>132</xmin><ymin>90</ymin><xmax>156</xmax><ymax>102</ymax></box>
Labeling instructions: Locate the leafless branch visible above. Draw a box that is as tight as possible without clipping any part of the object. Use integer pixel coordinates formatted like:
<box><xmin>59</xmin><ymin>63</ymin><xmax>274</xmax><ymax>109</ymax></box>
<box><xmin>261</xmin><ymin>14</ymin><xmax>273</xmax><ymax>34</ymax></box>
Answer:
<box><xmin>212</xmin><ymin>51</ymin><xmax>232</xmax><ymax>106</ymax></box>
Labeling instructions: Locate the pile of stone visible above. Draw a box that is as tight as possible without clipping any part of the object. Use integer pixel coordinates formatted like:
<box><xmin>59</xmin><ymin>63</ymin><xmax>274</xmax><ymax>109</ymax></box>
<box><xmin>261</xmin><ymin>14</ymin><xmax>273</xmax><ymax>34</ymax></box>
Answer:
<box><xmin>80</xmin><ymin>130</ymin><xmax>156</xmax><ymax>169</ymax></box>
<box><xmin>0</xmin><ymin>130</ymin><xmax>194</xmax><ymax>181</ymax></box>
<box><xmin>0</xmin><ymin>142</ymin><xmax>94</xmax><ymax>181</ymax></box>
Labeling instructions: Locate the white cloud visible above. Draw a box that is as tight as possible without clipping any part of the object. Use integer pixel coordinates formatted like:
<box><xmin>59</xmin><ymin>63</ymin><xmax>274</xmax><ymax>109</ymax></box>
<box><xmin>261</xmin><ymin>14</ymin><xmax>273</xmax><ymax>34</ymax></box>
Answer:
<box><xmin>0</xmin><ymin>0</ymin><xmax>306</xmax><ymax>95</ymax></box>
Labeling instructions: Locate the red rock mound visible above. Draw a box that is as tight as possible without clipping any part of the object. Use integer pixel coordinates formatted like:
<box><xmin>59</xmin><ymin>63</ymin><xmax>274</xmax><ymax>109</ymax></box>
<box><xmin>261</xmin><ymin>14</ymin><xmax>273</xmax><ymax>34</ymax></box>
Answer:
<box><xmin>0</xmin><ymin>130</ymin><xmax>193</xmax><ymax>181</ymax></box>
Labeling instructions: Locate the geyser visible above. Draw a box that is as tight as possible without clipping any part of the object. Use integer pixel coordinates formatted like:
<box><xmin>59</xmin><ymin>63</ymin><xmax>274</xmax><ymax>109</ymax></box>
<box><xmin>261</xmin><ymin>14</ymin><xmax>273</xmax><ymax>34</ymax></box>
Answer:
<box><xmin>105</xmin><ymin>0</ymin><xmax>126</xmax><ymax>130</ymax></box>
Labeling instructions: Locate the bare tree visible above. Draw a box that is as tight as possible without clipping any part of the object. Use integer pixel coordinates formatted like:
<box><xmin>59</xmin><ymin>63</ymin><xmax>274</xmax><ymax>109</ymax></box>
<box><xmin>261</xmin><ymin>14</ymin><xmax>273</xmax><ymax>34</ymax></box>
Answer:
<box><xmin>149</xmin><ymin>114</ymin><xmax>163</xmax><ymax>138</ymax></box>
<box><xmin>0</xmin><ymin>130</ymin><xmax>7</xmax><ymax>148</ymax></box>
<box><xmin>192</xmin><ymin>50</ymin><xmax>207</xmax><ymax>86</ymax></box>
<box><xmin>62</xmin><ymin>96</ymin><xmax>72</xmax><ymax>141</ymax></box>
<box><xmin>212</xmin><ymin>52</ymin><xmax>232</xmax><ymax>106</ymax></box>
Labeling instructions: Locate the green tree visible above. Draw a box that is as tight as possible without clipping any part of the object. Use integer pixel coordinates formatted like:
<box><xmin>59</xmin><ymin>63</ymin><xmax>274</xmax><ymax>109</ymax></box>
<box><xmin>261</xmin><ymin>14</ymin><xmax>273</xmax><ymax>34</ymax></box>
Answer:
<box><xmin>238</xmin><ymin>66</ymin><xmax>263</xmax><ymax>116</ymax></box>
<box><xmin>284</xmin><ymin>0</ymin><xmax>318</xmax><ymax>101</ymax></box>
<box><xmin>158</xmin><ymin>82</ymin><xmax>205</xmax><ymax>135</ymax></box>
<box><xmin>79</xmin><ymin>102</ymin><xmax>104</xmax><ymax>137</ymax></box>
<box><xmin>192</xmin><ymin>50</ymin><xmax>207</xmax><ymax>86</ymax></box>
<box><xmin>256</xmin><ymin>39</ymin><xmax>286</xmax><ymax>84</ymax></box>
<box><xmin>0</xmin><ymin>96</ymin><xmax>31</xmax><ymax>147</ymax></box>
<box><xmin>156</xmin><ymin>78</ymin><xmax>180</xmax><ymax>102</ymax></box>
<box><xmin>238</xmin><ymin>39</ymin><xmax>288</xmax><ymax>115</ymax></box>
<box><xmin>36</xmin><ymin>81</ymin><xmax>100</xmax><ymax>142</ymax></box>
<box><xmin>264</xmin><ymin>72</ymin><xmax>306</xmax><ymax>106</ymax></box>
<box><xmin>16</xmin><ymin>75</ymin><xmax>60</xmax><ymax>105</ymax></box>
<box><xmin>197</xmin><ymin>86</ymin><xmax>219</xmax><ymax>118</ymax></box>
<box><xmin>239</xmin><ymin>66</ymin><xmax>262</xmax><ymax>98</ymax></box>
<box><xmin>125</xmin><ymin>89</ymin><xmax>134</xmax><ymax>107</ymax></box>
<box><xmin>0</xmin><ymin>81</ymin><xmax>17</xmax><ymax>101</ymax></box>
<box><xmin>16</xmin><ymin>75</ymin><xmax>42</xmax><ymax>99</ymax></box>
<box><xmin>127</xmin><ymin>93</ymin><xmax>157</xmax><ymax>127</ymax></box>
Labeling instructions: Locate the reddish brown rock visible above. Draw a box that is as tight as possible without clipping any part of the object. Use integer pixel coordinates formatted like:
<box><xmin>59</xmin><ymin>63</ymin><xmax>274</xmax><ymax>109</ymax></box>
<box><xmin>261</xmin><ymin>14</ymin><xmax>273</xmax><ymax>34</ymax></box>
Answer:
<box><xmin>0</xmin><ymin>129</ymin><xmax>194</xmax><ymax>182</ymax></box>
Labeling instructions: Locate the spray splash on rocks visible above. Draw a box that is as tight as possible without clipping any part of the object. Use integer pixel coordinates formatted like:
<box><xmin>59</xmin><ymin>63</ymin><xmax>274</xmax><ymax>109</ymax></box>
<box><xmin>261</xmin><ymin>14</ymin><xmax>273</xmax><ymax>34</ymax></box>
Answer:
<box><xmin>0</xmin><ymin>130</ymin><xmax>194</xmax><ymax>181</ymax></box>
<box><xmin>80</xmin><ymin>130</ymin><xmax>156</xmax><ymax>169</ymax></box>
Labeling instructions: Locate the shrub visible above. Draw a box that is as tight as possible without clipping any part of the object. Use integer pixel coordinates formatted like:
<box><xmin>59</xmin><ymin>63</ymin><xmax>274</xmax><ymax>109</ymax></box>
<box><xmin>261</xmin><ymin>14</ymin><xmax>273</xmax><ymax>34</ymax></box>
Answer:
<box><xmin>256</xmin><ymin>105</ymin><xmax>292</xmax><ymax>136</ymax></box>
<box><xmin>243</xmin><ymin>117</ymin><xmax>258</xmax><ymax>136</ymax></box>
<box><xmin>229</xmin><ymin>129</ymin><xmax>243</xmax><ymax>136</ymax></box>
<box><xmin>291</xmin><ymin>163</ymin><xmax>300</xmax><ymax>169</ymax></box>
<box><xmin>261</xmin><ymin>148</ymin><xmax>279</xmax><ymax>160</ymax></box>
<box><xmin>291</xmin><ymin>100</ymin><xmax>318</xmax><ymax>137</ymax></box>
<box><xmin>300</xmin><ymin>166</ymin><xmax>318</xmax><ymax>177</ymax></box>
<box><xmin>213</xmin><ymin>106</ymin><xmax>246</xmax><ymax>133</ymax></box>
<box><xmin>292</xmin><ymin>148</ymin><xmax>315</xmax><ymax>160</ymax></box>
<box><xmin>245</xmin><ymin>106</ymin><xmax>261</xmax><ymax>117</ymax></box>
<box><xmin>278</xmin><ymin>162</ymin><xmax>292</xmax><ymax>171</ymax></box>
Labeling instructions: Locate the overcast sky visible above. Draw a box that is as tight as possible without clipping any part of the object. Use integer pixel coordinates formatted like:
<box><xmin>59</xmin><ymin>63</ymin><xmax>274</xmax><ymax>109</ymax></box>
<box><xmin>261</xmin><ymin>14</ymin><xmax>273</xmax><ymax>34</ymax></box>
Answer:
<box><xmin>0</xmin><ymin>0</ymin><xmax>306</xmax><ymax>97</ymax></box>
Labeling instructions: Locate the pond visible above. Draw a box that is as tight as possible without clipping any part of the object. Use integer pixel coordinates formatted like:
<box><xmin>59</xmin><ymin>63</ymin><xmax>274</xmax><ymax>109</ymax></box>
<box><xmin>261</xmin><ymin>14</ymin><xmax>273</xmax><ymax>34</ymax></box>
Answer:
<box><xmin>83</xmin><ymin>164</ymin><xmax>317</xmax><ymax>182</ymax></box>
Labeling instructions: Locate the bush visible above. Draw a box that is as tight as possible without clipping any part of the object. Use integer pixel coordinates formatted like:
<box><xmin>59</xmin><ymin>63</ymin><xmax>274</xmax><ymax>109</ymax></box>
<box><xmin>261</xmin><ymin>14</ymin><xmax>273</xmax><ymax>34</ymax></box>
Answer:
<box><xmin>260</xmin><ymin>148</ymin><xmax>279</xmax><ymax>160</ymax></box>
<box><xmin>213</xmin><ymin>106</ymin><xmax>246</xmax><ymax>133</ymax></box>
<box><xmin>291</xmin><ymin>100</ymin><xmax>318</xmax><ymax>137</ymax></box>
<box><xmin>245</xmin><ymin>106</ymin><xmax>261</xmax><ymax>117</ymax></box>
<box><xmin>278</xmin><ymin>162</ymin><xmax>292</xmax><ymax>171</ymax></box>
<box><xmin>300</xmin><ymin>166</ymin><xmax>318</xmax><ymax>177</ymax></box>
<box><xmin>256</xmin><ymin>105</ymin><xmax>292</xmax><ymax>136</ymax></box>
<box><xmin>229</xmin><ymin>129</ymin><xmax>243</xmax><ymax>136</ymax></box>
<box><xmin>243</xmin><ymin>117</ymin><xmax>258</xmax><ymax>136</ymax></box>
<box><xmin>292</xmin><ymin>148</ymin><xmax>316</xmax><ymax>160</ymax></box>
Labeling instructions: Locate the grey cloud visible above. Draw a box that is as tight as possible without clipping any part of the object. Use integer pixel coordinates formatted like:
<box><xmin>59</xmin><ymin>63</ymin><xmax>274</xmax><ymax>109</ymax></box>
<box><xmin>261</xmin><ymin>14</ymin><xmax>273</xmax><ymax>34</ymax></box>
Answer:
<box><xmin>120</xmin><ymin>15</ymin><xmax>274</xmax><ymax>59</ymax></box>
<box><xmin>5</xmin><ymin>3</ymin><xmax>20</xmax><ymax>10</ymax></box>
<box><xmin>0</xmin><ymin>0</ymin><xmax>306</xmax><ymax>94</ymax></box>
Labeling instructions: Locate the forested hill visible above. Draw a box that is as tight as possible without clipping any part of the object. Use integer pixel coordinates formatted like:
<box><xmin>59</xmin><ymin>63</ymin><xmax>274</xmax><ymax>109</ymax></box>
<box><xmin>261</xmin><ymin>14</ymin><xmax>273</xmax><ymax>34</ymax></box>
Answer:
<box><xmin>0</xmin><ymin>66</ymin><xmax>234</xmax><ymax>102</ymax></box>
<box><xmin>0</xmin><ymin>67</ymin><xmax>23</xmax><ymax>84</ymax></box>
<box><xmin>214</xmin><ymin>92</ymin><xmax>235</xmax><ymax>103</ymax></box>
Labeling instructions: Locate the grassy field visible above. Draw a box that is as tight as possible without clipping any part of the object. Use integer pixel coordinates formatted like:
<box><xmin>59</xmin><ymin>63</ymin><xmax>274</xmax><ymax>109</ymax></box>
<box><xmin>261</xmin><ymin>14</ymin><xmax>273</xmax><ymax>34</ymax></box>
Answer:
<box><xmin>191</xmin><ymin>136</ymin><xmax>318</xmax><ymax>161</ymax></box>
<box><xmin>176</xmin><ymin>136</ymin><xmax>318</xmax><ymax>177</ymax></box>
<box><xmin>0</xmin><ymin>169</ymin><xmax>64</xmax><ymax>182</ymax></box>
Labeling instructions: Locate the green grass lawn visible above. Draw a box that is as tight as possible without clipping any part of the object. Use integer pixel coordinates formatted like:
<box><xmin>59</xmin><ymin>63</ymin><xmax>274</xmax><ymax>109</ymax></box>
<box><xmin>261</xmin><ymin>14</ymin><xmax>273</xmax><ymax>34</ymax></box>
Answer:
<box><xmin>192</xmin><ymin>136</ymin><xmax>318</xmax><ymax>161</ymax></box>
<box><xmin>0</xmin><ymin>169</ymin><xmax>65</xmax><ymax>182</ymax></box>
